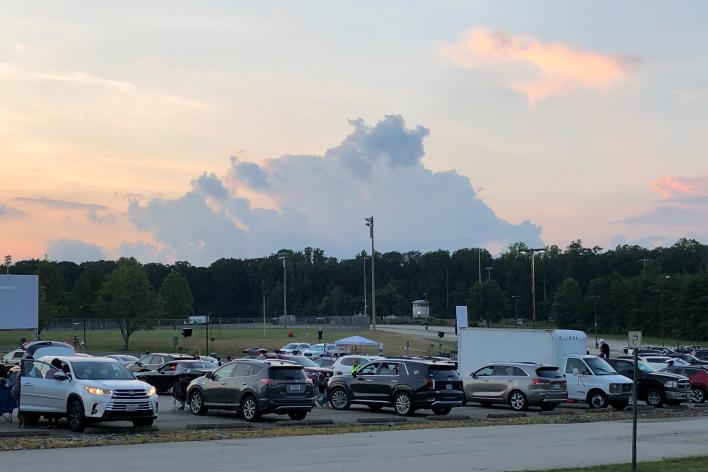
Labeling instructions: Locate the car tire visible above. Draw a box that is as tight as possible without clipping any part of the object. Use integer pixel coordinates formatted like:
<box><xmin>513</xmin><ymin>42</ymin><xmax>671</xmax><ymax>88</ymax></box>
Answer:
<box><xmin>393</xmin><ymin>391</ymin><xmax>413</xmax><ymax>416</ymax></box>
<box><xmin>329</xmin><ymin>387</ymin><xmax>351</xmax><ymax>410</ymax></box>
<box><xmin>645</xmin><ymin>388</ymin><xmax>665</xmax><ymax>408</ymax></box>
<box><xmin>68</xmin><ymin>399</ymin><xmax>87</xmax><ymax>433</ymax></box>
<box><xmin>22</xmin><ymin>413</ymin><xmax>40</xmax><ymax>427</ymax></box>
<box><xmin>431</xmin><ymin>406</ymin><xmax>451</xmax><ymax>415</ymax></box>
<box><xmin>133</xmin><ymin>418</ymin><xmax>154</xmax><ymax>428</ymax></box>
<box><xmin>587</xmin><ymin>390</ymin><xmax>608</xmax><ymax>409</ymax></box>
<box><xmin>609</xmin><ymin>401</ymin><xmax>629</xmax><ymax>411</ymax></box>
<box><xmin>288</xmin><ymin>412</ymin><xmax>307</xmax><ymax>420</ymax></box>
<box><xmin>240</xmin><ymin>395</ymin><xmax>261</xmax><ymax>422</ymax></box>
<box><xmin>368</xmin><ymin>404</ymin><xmax>384</xmax><ymax>411</ymax></box>
<box><xmin>540</xmin><ymin>404</ymin><xmax>557</xmax><ymax>411</ymax></box>
<box><xmin>691</xmin><ymin>387</ymin><xmax>705</xmax><ymax>403</ymax></box>
<box><xmin>508</xmin><ymin>391</ymin><xmax>528</xmax><ymax>412</ymax></box>
<box><xmin>188</xmin><ymin>390</ymin><xmax>207</xmax><ymax>415</ymax></box>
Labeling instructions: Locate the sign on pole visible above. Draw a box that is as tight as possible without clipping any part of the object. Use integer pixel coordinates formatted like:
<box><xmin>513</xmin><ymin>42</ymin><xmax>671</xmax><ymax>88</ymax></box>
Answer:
<box><xmin>629</xmin><ymin>330</ymin><xmax>642</xmax><ymax>472</ymax></box>
<box><xmin>455</xmin><ymin>306</ymin><xmax>468</xmax><ymax>334</ymax></box>
<box><xmin>628</xmin><ymin>331</ymin><xmax>642</xmax><ymax>350</ymax></box>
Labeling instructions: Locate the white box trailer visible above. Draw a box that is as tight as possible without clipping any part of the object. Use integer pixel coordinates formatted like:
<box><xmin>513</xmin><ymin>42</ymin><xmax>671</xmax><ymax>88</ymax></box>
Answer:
<box><xmin>458</xmin><ymin>328</ymin><xmax>633</xmax><ymax>409</ymax></box>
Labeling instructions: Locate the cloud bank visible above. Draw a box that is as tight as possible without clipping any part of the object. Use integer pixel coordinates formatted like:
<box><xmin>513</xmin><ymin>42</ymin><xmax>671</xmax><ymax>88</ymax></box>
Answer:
<box><xmin>47</xmin><ymin>239</ymin><xmax>106</xmax><ymax>262</ymax></box>
<box><xmin>126</xmin><ymin>116</ymin><xmax>543</xmax><ymax>265</ymax></box>
<box><xmin>441</xmin><ymin>28</ymin><xmax>635</xmax><ymax>104</ymax></box>
<box><xmin>0</xmin><ymin>204</ymin><xmax>24</xmax><ymax>218</ymax></box>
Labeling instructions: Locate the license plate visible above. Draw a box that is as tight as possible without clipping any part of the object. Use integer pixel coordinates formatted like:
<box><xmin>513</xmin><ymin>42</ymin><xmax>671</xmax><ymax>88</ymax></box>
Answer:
<box><xmin>287</xmin><ymin>384</ymin><xmax>303</xmax><ymax>393</ymax></box>
<box><xmin>446</xmin><ymin>384</ymin><xmax>452</xmax><ymax>390</ymax></box>
<box><xmin>126</xmin><ymin>404</ymin><xmax>139</xmax><ymax>412</ymax></box>
<box><xmin>551</xmin><ymin>383</ymin><xmax>561</xmax><ymax>390</ymax></box>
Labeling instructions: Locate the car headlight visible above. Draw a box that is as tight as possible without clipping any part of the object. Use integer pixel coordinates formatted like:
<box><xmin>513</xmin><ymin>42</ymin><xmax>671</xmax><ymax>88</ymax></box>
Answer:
<box><xmin>146</xmin><ymin>386</ymin><xmax>157</xmax><ymax>396</ymax></box>
<box><xmin>84</xmin><ymin>386</ymin><xmax>112</xmax><ymax>396</ymax></box>
<box><xmin>609</xmin><ymin>384</ymin><xmax>620</xmax><ymax>393</ymax></box>
<box><xmin>664</xmin><ymin>381</ymin><xmax>678</xmax><ymax>389</ymax></box>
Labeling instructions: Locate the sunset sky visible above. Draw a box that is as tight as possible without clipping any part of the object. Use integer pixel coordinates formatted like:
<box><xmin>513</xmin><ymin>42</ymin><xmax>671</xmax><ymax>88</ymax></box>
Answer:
<box><xmin>1</xmin><ymin>1</ymin><xmax>707</xmax><ymax>265</ymax></box>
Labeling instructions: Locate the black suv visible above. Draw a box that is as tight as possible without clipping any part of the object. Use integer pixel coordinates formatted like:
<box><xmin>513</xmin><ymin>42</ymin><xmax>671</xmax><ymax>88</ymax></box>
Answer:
<box><xmin>326</xmin><ymin>358</ymin><xmax>464</xmax><ymax>416</ymax></box>
<box><xmin>129</xmin><ymin>353</ymin><xmax>198</xmax><ymax>372</ymax></box>
<box><xmin>606</xmin><ymin>358</ymin><xmax>691</xmax><ymax>408</ymax></box>
<box><xmin>134</xmin><ymin>359</ymin><xmax>218</xmax><ymax>392</ymax></box>
<box><xmin>186</xmin><ymin>359</ymin><xmax>314</xmax><ymax>421</ymax></box>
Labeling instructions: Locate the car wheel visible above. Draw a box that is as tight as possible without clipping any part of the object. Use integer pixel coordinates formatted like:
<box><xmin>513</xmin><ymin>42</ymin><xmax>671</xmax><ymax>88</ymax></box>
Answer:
<box><xmin>393</xmin><ymin>391</ymin><xmax>413</xmax><ymax>416</ymax></box>
<box><xmin>645</xmin><ymin>388</ymin><xmax>665</xmax><ymax>408</ymax></box>
<box><xmin>540</xmin><ymin>404</ymin><xmax>557</xmax><ymax>411</ymax></box>
<box><xmin>508</xmin><ymin>391</ymin><xmax>528</xmax><ymax>411</ymax></box>
<box><xmin>368</xmin><ymin>404</ymin><xmax>384</xmax><ymax>411</ymax></box>
<box><xmin>240</xmin><ymin>395</ymin><xmax>261</xmax><ymax>422</ymax></box>
<box><xmin>22</xmin><ymin>413</ymin><xmax>40</xmax><ymax>427</ymax></box>
<box><xmin>133</xmin><ymin>418</ymin><xmax>154</xmax><ymax>428</ymax></box>
<box><xmin>68</xmin><ymin>399</ymin><xmax>87</xmax><ymax>432</ymax></box>
<box><xmin>691</xmin><ymin>387</ymin><xmax>705</xmax><ymax>403</ymax></box>
<box><xmin>587</xmin><ymin>390</ymin><xmax>608</xmax><ymax>409</ymax></box>
<box><xmin>188</xmin><ymin>390</ymin><xmax>207</xmax><ymax>415</ymax></box>
<box><xmin>288</xmin><ymin>412</ymin><xmax>307</xmax><ymax>420</ymax></box>
<box><xmin>431</xmin><ymin>406</ymin><xmax>451</xmax><ymax>415</ymax></box>
<box><xmin>329</xmin><ymin>387</ymin><xmax>350</xmax><ymax>410</ymax></box>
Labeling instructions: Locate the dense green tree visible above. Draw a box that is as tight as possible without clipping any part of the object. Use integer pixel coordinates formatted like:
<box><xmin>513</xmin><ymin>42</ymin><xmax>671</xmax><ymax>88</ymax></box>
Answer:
<box><xmin>552</xmin><ymin>278</ymin><xmax>583</xmax><ymax>329</ymax></box>
<box><xmin>466</xmin><ymin>280</ymin><xmax>505</xmax><ymax>326</ymax></box>
<box><xmin>158</xmin><ymin>271</ymin><xmax>194</xmax><ymax>318</ymax></box>
<box><xmin>96</xmin><ymin>258</ymin><xmax>157</xmax><ymax>349</ymax></box>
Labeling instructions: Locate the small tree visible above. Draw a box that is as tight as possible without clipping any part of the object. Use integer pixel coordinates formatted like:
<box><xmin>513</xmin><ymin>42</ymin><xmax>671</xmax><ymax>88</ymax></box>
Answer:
<box><xmin>97</xmin><ymin>258</ymin><xmax>157</xmax><ymax>350</ymax></box>
<box><xmin>552</xmin><ymin>278</ymin><xmax>583</xmax><ymax>329</ymax></box>
<box><xmin>158</xmin><ymin>271</ymin><xmax>194</xmax><ymax>318</ymax></box>
<box><xmin>466</xmin><ymin>280</ymin><xmax>505</xmax><ymax>327</ymax></box>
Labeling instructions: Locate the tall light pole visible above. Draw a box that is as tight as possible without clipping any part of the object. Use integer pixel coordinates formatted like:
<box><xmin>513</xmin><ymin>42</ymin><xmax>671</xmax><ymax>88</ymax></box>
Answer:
<box><xmin>485</xmin><ymin>266</ymin><xmax>493</xmax><ymax>281</ymax></box>
<box><xmin>589</xmin><ymin>295</ymin><xmax>599</xmax><ymax>348</ymax></box>
<box><xmin>362</xmin><ymin>253</ymin><xmax>369</xmax><ymax>318</ymax></box>
<box><xmin>365</xmin><ymin>217</ymin><xmax>376</xmax><ymax>330</ymax></box>
<box><xmin>525</xmin><ymin>248</ymin><xmax>545</xmax><ymax>329</ymax></box>
<box><xmin>278</xmin><ymin>254</ymin><xmax>288</xmax><ymax>326</ymax></box>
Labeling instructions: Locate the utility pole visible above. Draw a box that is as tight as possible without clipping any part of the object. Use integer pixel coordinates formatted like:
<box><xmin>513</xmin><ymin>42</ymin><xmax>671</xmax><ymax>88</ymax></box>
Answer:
<box><xmin>512</xmin><ymin>295</ymin><xmax>519</xmax><ymax>321</ymax></box>
<box><xmin>3</xmin><ymin>255</ymin><xmax>10</xmax><ymax>274</ymax></box>
<box><xmin>477</xmin><ymin>249</ymin><xmax>482</xmax><ymax>283</ymax></box>
<box><xmin>362</xmin><ymin>253</ymin><xmax>369</xmax><ymax>318</ymax></box>
<box><xmin>365</xmin><ymin>217</ymin><xmax>376</xmax><ymax>331</ymax></box>
<box><xmin>485</xmin><ymin>266</ymin><xmax>493</xmax><ymax>281</ymax></box>
<box><xmin>526</xmin><ymin>248</ymin><xmax>545</xmax><ymax>329</ymax></box>
<box><xmin>278</xmin><ymin>253</ymin><xmax>288</xmax><ymax>327</ymax></box>
<box><xmin>262</xmin><ymin>295</ymin><xmax>266</xmax><ymax>337</ymax></box>
<box><xmin>589</xmin><ymin>295</ymin><xmax>599</xmax><ymax>348</ymax></box>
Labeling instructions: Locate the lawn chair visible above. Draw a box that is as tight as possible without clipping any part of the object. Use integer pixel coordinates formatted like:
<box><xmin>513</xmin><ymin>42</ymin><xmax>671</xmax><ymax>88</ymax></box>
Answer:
<box><xmin>0</xmin><ymin>377</ymin><xmax>17</xmax><ymax>423</ymax></box>
<box><xmin>172</xmin><ymin>376</ymin><xmax>189</xmax><ymax>412</ymax></box>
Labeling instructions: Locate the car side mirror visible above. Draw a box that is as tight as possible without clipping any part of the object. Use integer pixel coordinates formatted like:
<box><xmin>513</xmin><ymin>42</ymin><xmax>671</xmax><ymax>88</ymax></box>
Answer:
<box><xmin>352</xmin><ymin>371</ymin><xmax>358</xmax><ymax>378</ymax></box>
<box><xmin>471</xmin><ymin>373</ymin><xmax>477</xmax><ymax>379</ymax></box>
<box><xmin>205</xmin><ymin>372</ymin><xmax>214</xmax><ymax>379</ymax></box>
<box><xmin>53</xmin><ymin>372</ymin><xmax>69</xmax><ymax>381</ymax></box>
<box><xmin>572</xmin><ymin>368</ymin><xmax>579</xmax><ymax>376</ymax></box>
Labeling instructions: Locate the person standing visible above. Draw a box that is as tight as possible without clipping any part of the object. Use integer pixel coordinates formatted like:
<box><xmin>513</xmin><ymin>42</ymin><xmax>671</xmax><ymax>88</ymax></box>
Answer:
<box><xmin>9</xmin><ymin>365</ymin><xmax>22</xmax><ymax>428</ymax></box>
<box><xmin>600</xmin><ymin>339</ymin><xmax>610</xmax><ymax>359</ymax></box>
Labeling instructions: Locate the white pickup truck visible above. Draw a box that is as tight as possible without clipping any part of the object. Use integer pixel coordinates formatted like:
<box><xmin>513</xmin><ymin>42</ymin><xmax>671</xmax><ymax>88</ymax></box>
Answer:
<box><xmin>458</xmin><ymin>328</ymin><xmax>633</xmax><ymax>409</ymax></box>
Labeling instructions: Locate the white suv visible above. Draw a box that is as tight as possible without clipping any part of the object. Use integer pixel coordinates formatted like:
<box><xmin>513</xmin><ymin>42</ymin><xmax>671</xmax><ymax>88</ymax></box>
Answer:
<box><xmin>331</xmin><ymin>355</ymin><xmax>383</xmax><ymax>376</ymax></box>
<box><xmin>21</xmin><ymin>356</ymin><xmax>158</xmax><ymax>432</ymax></box>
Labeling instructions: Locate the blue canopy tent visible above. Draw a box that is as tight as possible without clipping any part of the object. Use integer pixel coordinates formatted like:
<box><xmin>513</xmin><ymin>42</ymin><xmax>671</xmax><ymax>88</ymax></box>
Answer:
<box><xmin>334</xmin><ymin>335</ymin><xmax>379</xmax><ymax>354</ymax></box>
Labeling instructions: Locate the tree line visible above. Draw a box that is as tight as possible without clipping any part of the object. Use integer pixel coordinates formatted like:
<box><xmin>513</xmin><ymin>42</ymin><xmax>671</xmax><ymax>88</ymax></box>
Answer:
<box><xmin>7</xmin><ymin>238</ymin><xmax>708</xmax><ymax>348</ymax></box>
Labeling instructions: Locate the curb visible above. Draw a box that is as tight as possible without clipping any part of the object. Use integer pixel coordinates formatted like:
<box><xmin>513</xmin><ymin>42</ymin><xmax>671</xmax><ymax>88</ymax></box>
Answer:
<box><xmin>0</xmin><ymin>430</ymin><xmax>51</xmax><ymax>438</ymax></box>
<box><xmin>584</xmin><ymin>408</ymin><xmax>610</xmax><ymax>414</ymax></box>
<box><xmin>539</xmin><ymin>410</ymin><xmax>576</xmax><ymax>416</ymax></box>
<box><xmin>426</xmin><ymin>415</ymin><xmax>470</xmax><ymax>421</ymax></box>
<box><xmin>356</xmin><ymin>417</ymin><xmax>407</xmax><ymax>424</ymax></box>
<box><xmin>273</xmin><ymin>419</ymin><xmax>334</xmax><ymax>427</ymax></box>
<box><xmin>487</xmin><ymin>413</ymin><xmax>527</xmax><ymax>419</ymax></box>
<box><xmin>185</xmin><ymin>423</ymin><xmax>254</xmax><ymax>430</ymax></box>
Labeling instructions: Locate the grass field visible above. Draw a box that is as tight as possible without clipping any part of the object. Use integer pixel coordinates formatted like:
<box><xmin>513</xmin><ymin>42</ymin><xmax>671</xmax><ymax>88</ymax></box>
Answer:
<box><xmin>0</xmin><ymin>326</ymin><xmax>456</xmax><ymax>358</ymax></box>
<box><xmin>528</xmin><ymin>455</ymin><xmax>708</xmax><ymax>471</ymax></box>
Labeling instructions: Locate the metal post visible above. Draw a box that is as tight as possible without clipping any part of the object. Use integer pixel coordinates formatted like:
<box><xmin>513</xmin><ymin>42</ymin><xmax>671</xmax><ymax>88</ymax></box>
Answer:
<box><xmin>206</xmin><ymin>314</ymin><xmax>210</xmax><ymax>355</ymax></box>
<box><xmin>363</xmin><ymin>254</ymin><xmax>368</xmax><ymax>318</ymax></box>
<box><xmin>262</xmin><ymin>295</ymin><xmax>266</xmax><ymax>337</ymax></box>
<box><xmin>632</xmin><ymin>347</ymin><xmax>638</xmax><ymax>472</ymax></box>
<box><xmin>83</xmin><ymin>318</ymin><xmax>87</xmax><ymax>350</ymax></box>
<box><xmin>283</xmin><ymin>258</ymin><xmax>287</xmax><ymax>321</ymax></box>
<box><xmin>531</xmin><ymin>252</ymin><xmax>536</xmax><ymax>329</ymax></box>
<box><xmin>478</xmin><ymin>249</ymin><xmax>482</xmax><ymax>284</ymax></box>
<box><xmin>590</xmin><ymin>295</ymin><xmax>599</xmax><ymax>349</ymax></box>
<box><xmin>485</xmin><ymin>266</ymin><xmax>493</xmax><ymax>281</ymax></box>
<box><xmin>660</xmin><ymin>291</ymin><xmax>665</xmax><ymax>348</ymax></box>
<box><xmin>365</xmin><ymin>217</ymin><xmax>376</xmax><ymax>331</ymax></box>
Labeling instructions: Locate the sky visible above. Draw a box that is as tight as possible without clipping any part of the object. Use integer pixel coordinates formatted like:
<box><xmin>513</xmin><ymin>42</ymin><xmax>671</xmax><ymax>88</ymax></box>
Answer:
<box><xmin>1</xmin><ymin>1</ymin><xmax>707</xmax><ymax>266</ymax></box>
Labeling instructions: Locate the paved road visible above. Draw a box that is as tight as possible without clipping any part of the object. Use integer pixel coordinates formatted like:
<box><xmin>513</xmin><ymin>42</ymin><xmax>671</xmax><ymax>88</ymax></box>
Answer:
<box><xmin>4</xmin><ymin>417</ymin><xmax>707</xmax><ymax>471</ymax></box>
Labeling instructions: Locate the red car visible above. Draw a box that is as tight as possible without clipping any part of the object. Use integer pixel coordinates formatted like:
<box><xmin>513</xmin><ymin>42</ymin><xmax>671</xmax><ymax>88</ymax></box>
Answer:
<box><xmin>664</xmin><ymin>366</ymin><xmax>708</xmax><ymax>403</ymax></box>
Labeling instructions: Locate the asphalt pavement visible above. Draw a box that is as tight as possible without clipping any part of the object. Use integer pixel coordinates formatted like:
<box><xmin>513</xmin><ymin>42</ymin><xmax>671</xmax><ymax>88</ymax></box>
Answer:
<box><xmin>3</xmin><ymin>416</ymin><xmax>707</xmax><ymax>471</ymax></box>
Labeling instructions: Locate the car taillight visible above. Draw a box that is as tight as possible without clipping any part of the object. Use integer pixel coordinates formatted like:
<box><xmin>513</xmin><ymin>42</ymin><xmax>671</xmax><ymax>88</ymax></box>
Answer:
<box><xmin>426</xmin><ymin>378</ymin><xmax>434</xmax><ymax>390</ymax></box>
<box><xmin>260</xmin><ymin>378</ymin><xmax>275</xmax><ymax>386</ymax></box>
<box><xmin>531</xmin><ymin>379</ymin><xmax>549</xmax><ymax>385</ymax></box>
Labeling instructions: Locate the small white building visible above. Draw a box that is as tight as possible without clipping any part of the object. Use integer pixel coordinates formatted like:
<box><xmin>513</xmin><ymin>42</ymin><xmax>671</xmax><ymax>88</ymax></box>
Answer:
<box><xmin>412</xmin><ymin>300</ymin><xmax>430</xmax><ymax>319</ymax></box>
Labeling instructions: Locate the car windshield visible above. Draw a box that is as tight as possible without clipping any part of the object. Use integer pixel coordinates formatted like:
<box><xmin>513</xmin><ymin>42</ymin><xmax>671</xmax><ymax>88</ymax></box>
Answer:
<box><xmin>428</xmin><ymin>366</ymin><xmax>460</xmax><ymax>380</ymax></box>
<box><xmin>269</xmin><ymin>367</ymin><xmax>307</xmax><ymax>381</ymax></box>
<box><xmin>536</xmin><ymin>367</ymin><xmax>563</xmax><ymax>379</ymax></box>
<box><xmin>637</xmin><ymin>361</ymin><xmax>656</xmax><ymax>373</ymax></box>
<box><xmin>585</xmin><ymin>357</ymin><xmax>616</xmax><ymax>375</ymax></box>
<box><xmin>309</xmin><ymin>345</ymin><xmax>324</xmax><ymax>351</ymax></box>
<box><xmin>73</xmin><ymin>361</ymin><xmax>135</xmax><ymax>380</ymax></box>
<box><xmin>283</xmin><ymin>343</ymin><xmax>299</xmax><ymax>350</ymax></box>
<box><xmin>287</xmin><ymin>357</ymin><xmax>319</xmax><ymax>367</ymax></box>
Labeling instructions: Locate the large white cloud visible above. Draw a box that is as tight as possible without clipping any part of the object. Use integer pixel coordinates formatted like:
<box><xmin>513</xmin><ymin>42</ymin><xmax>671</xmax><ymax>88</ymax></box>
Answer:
<box><xmin>47</xmin><ymin>239</ymin><xmax>106</xmax><ymax>262</ymax></box>
<box><xmin>126</xmin><ymin>116</ymin><xmax>543</xmax><ymax>265</ymax></box>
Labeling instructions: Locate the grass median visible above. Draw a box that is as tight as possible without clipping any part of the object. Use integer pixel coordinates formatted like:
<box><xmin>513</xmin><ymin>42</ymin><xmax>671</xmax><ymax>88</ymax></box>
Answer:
<box><xmin>526</xmin><ymin>455</ymin><xmax>708</xmax><ymax>471</ymax></box>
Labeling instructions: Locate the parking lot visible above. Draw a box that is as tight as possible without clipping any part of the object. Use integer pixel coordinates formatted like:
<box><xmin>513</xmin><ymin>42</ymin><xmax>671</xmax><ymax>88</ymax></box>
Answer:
<box><xmin>1</xmin><ymin>393</ymin><xmax>702</xmax><ymax>436</ymax></box>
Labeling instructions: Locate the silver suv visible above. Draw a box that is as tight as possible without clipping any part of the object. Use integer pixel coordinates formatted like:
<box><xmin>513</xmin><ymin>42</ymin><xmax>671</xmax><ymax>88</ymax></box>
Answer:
<box><xmin>21</xmin><ymin>356</ymin><xmax>158</xmax><ymax>432</ymax></box>
<box><xmin>464</xmin><ymin>362</ymin><xmax>567</xmax><ymax>411</ymax></box>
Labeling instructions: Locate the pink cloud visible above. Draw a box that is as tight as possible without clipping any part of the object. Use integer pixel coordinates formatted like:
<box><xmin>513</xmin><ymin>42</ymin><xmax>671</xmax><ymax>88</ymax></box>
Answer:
<box><xmin>652</xmin><ymin>175</ymin><xmax>708</xmax><ymax>198</ymax></box>
<box><xmin>441</xmin><ymin>28</ymin><xmax>636</xmax><ymax>104</ymax></box>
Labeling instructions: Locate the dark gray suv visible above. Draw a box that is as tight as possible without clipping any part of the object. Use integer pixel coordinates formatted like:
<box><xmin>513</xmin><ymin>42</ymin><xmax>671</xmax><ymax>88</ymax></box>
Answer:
<box><xmin>186</xmin><ymin>359</ymin><xmax>314</xmax><ymax>421</ymax></box>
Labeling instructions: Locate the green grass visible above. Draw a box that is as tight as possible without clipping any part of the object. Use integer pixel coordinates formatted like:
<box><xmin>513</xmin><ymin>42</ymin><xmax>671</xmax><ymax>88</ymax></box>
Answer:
<box><xmin>527</xmin><ymin>455</ymin><xmax>708</xmax><ymax>471</ymax></box>
<box><xmin>0</xmin><ymin>327</ymin><xmax>456</xmax><ymax>358</ymax></box>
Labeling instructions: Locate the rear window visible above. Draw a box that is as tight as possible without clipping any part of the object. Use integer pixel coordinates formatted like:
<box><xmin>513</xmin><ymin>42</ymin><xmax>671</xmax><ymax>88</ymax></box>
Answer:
<box><xmin>536</xmin><ymin>368</ymin><xmax>563</xmax><ymax>379</ymax></box>
<box><xmin>268</xmin><ymin>367</ymin><xmax>307</xmax><ymax>381</ymax></box>
<box><xmin>427</xmin><ymin>366</ymin><xmax>460</xmax><ymax>381</ymax></box>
